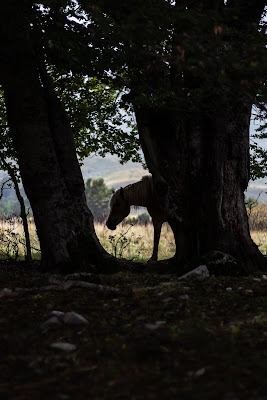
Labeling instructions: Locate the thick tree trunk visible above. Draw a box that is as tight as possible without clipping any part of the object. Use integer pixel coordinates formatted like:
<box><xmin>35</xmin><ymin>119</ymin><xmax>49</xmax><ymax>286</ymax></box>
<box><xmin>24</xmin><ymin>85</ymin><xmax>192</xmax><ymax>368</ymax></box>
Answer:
<box><xmin>135</xmin><ymin>102</ymin><xmax>266</xmax><ymax>274</ymax></box>
<box><xmin>132</xmin><ymin>0</ymin><xmax>267</xmax><ymax>275</ymax></box>
<box><xmin>0</xmin><ymin>1</ymin><xmax>116</xmax><ymax>273</ymax></box>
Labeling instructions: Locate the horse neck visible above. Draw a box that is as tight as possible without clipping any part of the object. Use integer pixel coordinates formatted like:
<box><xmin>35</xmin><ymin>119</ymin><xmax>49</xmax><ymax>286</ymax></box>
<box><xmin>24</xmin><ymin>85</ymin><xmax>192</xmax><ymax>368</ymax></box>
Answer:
<box><xmin>124</xmin><ymin>179</ymin><xmax>153</xmax><ymax>207</ymax></box>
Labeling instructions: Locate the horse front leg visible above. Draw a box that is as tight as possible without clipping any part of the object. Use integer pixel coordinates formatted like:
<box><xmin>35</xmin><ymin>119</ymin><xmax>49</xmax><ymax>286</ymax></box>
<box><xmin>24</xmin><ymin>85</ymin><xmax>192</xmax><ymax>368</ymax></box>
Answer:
<box><xmin>147</xmin><ymin>219</ymin><xmax>163</xmax><ymax>263</ymax></box>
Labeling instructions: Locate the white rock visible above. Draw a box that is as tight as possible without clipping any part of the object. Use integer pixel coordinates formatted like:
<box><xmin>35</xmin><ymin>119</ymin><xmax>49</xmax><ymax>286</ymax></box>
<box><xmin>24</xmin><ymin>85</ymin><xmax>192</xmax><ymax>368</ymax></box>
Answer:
<box><xmin>178</xmin><ymin>265</ymin><xmax>209</xmax><ymax>281</ymax></box>
<box><xmin>50</xmin><ymin>342</ymin><xmax>77</xmax><ymax>352</ymax></box>
<box><xmin>1</xmin><ymin>288</ymin><xmax>12</xmax><ymax>293</ymax></box>
<box><xmin>253</xmin><ymin>278</ymin><xmax>261</xmax><ymax>282</ymax></box>
<box><xmin>262</xmin><ymin>275</ymin><xmax>267</xmax><ymax>280</ymax></box>
<box><xmin>179</xmin><ymin>294</ymin><xmax>189</xmax><ymax>300</ymax></box>
<box><xmin>0</xmin><ymin>288</ymin><xmax>13</xmax><ymax>298</ymax></box>
<box><xmin>195</xmin><ymin>367</ymin><xmax>206</xmax><ymax>376</ymax></box>
<box><xmin>226</xmin><ymin>287</ymin><xmax>232</xmax><ymax>291</ymax></box>
<box><xmin>41</xmin><ymin>316</ymin><xmax>63</xmax><ymax>330</ymax></box>
<box><xmin>159</xmin><ymin>282</ymin><xmax>177</xmax><ymax>287</ymax></box>
<box><xmin>144</xmin><ymin>321</ymin><xmax>166</xmax><ymax>330</ymax></box>
<box><xmin>162</xmin><ymin>297</ymin><xmax>173</xmax><ymax>303</ymax></box>
<box><xmin>63</xmin><ymin>312</ymin><xmax>88</xmax><ymax>326</ymax></box>
<box><xmin>49</xmin><ymin>310</ymin><xmax>65</xmax><ymax>318</ymax></box>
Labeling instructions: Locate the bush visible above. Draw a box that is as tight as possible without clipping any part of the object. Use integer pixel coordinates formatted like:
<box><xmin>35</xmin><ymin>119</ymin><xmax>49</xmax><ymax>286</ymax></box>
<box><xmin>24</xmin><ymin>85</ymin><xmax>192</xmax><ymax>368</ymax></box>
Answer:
<box><xmin>137</xmin><ymin>212</ymin><xmax>151</xmax><ymax>225</ymax></box>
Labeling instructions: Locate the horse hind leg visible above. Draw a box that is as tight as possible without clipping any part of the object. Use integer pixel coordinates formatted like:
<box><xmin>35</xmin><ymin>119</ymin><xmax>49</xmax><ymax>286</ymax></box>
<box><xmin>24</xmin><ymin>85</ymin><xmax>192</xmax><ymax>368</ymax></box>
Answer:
<box><xmin>147</xmin><ymin>219</ymin><xmax>163</xmax><ymax>263</ymax></box>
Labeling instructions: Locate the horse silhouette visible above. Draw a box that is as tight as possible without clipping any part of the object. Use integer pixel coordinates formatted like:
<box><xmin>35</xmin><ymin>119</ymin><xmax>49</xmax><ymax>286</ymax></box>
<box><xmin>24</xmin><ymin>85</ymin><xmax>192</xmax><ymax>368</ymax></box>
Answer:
<box><xmin>106</xmin><ymin>175</ymin><xmax>168</xmax><ymax>262</ymax></box>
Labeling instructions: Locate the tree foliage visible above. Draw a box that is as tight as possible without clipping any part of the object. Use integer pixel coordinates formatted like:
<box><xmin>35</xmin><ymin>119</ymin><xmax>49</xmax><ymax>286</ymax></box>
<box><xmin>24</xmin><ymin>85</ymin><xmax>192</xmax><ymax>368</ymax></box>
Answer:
<box><xmin>0</xmin><ymin>0</ymin><xmax>266</xmax><ymax>172</ymax></box>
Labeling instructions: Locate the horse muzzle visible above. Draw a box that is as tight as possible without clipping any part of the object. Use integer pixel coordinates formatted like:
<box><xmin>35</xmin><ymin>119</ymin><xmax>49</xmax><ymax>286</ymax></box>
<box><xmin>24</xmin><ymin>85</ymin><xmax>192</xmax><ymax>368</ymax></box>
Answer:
<box><xmin>106</xmin><ymin>220</ymin><xmax>117</xmax><ymax>230</ymax></box>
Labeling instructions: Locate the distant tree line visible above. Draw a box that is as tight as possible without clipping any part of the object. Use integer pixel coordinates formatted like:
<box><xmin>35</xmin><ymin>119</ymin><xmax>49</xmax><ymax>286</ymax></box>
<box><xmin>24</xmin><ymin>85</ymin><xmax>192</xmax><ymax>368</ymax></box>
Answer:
<box><xmin>85</xmin><ymin>178</ymin><xmax>114</xmax><ymax>223</ymax></box>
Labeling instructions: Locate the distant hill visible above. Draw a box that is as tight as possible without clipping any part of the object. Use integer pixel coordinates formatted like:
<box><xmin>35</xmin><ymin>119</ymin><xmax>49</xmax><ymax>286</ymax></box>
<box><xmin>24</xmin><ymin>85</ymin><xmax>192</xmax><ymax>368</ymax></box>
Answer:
<box><xmin>81</xmin><ymin>154</ymin><xmax>146</xmax><ymax>189</ymax></box>
<box><xmin>0</xmin><ymin>154</ymin><xmax>266</xmax><ymax>203</ymax></box>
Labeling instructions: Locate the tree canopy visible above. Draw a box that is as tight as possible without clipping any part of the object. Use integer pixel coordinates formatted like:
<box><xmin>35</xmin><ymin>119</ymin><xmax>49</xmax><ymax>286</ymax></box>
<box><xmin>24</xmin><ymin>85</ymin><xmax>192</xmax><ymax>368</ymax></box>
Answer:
<box><xmin>1</xmin><ymin>0</ymin><xmax>266</xmax><ymax>171</ymax></box>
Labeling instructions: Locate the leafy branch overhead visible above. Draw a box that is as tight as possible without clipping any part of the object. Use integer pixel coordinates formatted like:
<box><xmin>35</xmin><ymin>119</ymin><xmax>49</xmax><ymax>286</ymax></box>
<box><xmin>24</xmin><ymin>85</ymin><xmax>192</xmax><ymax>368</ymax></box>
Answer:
<box><xmin>0</xmin><ymin>1</ymin><xmax>266</xmax><ymax>168</ymax></box>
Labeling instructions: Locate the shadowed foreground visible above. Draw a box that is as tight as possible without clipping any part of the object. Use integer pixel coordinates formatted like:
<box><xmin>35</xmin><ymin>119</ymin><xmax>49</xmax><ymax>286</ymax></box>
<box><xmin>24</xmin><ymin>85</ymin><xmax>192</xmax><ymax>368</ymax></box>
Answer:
<box><xmin>0</xmin><ymin>261</ymin><xmax>266</xmax><ymax>400</ymax></box>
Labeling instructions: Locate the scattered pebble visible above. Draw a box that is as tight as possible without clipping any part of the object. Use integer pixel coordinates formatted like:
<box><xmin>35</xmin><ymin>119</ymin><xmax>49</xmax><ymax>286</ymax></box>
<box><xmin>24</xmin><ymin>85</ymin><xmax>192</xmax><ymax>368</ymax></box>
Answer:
<box><xmin>41</xmin><ymin>316</ymin><xmax>63</xmax><ymax>330</ymax></box>
<box><xmin>178</xmin><ymin>265</ymin><xmax>209</xmax><ymax>281</ymax></box>
<box><xmin>50</xmin><ymin>342</ymin><xmax>77</xmax><ymax>352</ymax></box>
<box><xmin>63</xmin><ymin>312</ymin><xmax>89</xmax><ymax>326</ymax></box>
<box><xmin>195</xmin><ymin>367</ymin><xmax>206</xmax><ymax>377</ymax></box>
<box><xmin>253</xmin><ymin>278</ymin><xmax>261</xmax><ymax>282</ymax></box>
<box><xmin>179</xmin><ymin>294</ymin><xmax>189</xmax><ymax>300</ymax></box>
<box><xmin>162</xmin><ymin>297</ymin><xmax>173</xmax><ymax>303</ymax></box>
<box><xmin>187</xmin><ymin>367</ymin><xmax>206</xmax><ymax>377</ymax></box>
<box><xmin>48</xmin><ymin>310</ymin><xmax>65</xmax><ymax>318</ymax></box>
<box><xmin>262</xmin><ymin>275</ymin><xmax>267</xmax><ymax>280</ymax></box>
<box><xmin>226</xmin><ymin>287</ymin><xmax>232</xmax><ymax>291</ymax></box>
<box><xmin>0</xmin><ymin>288</ymin><xmax>15</xmax><ymax>298</ymax></box>
<box><xmin>144</xmin><ymin>321</ymin><xmax>166</xmax><ymax>330</ymax></box>
<box><xmin>159</xmin><ymin>282</ymin><xmax>177</xmax><ymax>287</ymax></box>
<box><xmin>1</xmin><ymin>288</ymin><xmax>12</xmax><ymax>293</ymax></box>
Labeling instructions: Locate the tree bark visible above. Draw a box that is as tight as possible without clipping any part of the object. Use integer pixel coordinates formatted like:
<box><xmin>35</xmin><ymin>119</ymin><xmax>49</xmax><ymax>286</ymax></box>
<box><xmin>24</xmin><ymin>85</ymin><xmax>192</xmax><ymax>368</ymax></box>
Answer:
<box><xmin>0</xmin><ymin>1</ymin><xmax>116</xmax><ymax>273</ymax></box>
<box><xmin>131</xmin><ymin>0</ymin><xmax>267</xmax><ymax>275</ymax></box>
<box><xmin>135</xmin><ymin>102</ymin><xmax>266</xmax><ymax>274</ymax></box>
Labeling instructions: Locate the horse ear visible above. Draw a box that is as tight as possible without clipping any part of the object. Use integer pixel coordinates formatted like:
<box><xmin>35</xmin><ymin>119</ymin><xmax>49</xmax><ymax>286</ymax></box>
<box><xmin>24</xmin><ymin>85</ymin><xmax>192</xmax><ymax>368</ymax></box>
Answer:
<box><xmin>120</xmin><ymin>187</ymin><xmax>125</xmax><ymax>199</ymax></box>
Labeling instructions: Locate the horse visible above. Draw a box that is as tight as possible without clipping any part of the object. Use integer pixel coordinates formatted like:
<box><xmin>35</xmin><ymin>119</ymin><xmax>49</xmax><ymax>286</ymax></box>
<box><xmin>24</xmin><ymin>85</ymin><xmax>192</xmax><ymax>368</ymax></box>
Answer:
<box><xmin>106</xmin><ymin>175</ymin><xmax>167</xmax><ymax>262</ymax></box>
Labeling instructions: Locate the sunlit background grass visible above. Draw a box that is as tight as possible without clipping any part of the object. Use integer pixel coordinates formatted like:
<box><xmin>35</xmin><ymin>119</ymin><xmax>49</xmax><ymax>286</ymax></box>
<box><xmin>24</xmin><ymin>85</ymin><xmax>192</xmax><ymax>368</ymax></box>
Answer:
<box><xmin>0</xmin><ymin>203</ymin><xmax>267</xmax><ymax>262</ymax></box>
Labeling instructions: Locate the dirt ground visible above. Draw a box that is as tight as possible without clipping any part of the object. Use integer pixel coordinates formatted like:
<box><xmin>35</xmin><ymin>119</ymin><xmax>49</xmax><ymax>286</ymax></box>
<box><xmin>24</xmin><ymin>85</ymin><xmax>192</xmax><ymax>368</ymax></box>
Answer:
<box><xmin>0</xmin><ymin>261</ymin><xmax>266</xmax><ymax>400</ymax></box>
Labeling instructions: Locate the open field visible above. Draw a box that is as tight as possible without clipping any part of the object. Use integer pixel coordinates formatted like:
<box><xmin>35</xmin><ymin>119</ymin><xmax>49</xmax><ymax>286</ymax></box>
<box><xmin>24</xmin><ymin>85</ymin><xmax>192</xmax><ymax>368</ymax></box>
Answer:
<box><xmin>0</xmin><ymin>211</ymin><xmax>267</xmax><ymax>262</ymax></box>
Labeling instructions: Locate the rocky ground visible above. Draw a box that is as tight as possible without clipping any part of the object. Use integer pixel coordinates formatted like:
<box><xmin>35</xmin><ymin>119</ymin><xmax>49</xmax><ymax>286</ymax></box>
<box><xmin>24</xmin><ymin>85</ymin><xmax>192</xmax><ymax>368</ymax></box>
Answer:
<box><xmin>0</xmin><ymin>260</ymin><xmax>267</xmax><ymax>400</ymax></box>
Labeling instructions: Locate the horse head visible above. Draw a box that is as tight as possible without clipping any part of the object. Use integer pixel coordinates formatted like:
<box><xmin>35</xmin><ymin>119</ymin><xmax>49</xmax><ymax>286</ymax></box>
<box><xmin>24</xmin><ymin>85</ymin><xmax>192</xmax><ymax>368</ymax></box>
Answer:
<box><xmin>106</xmin><ymin>188</ymin><xmax>130</xmax><ymax>230</ymax></box>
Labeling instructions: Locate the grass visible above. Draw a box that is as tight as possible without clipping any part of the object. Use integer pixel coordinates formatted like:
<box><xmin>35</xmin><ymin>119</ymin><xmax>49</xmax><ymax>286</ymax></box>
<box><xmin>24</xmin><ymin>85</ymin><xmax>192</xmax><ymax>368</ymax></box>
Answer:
<box><xmin>95</xmin><ymin>222</ymin><xmax>176</xmax><ymax>262</ymax></box>
<box><xmin>0</xmin><ymin>215</ymin><xmax>266</xmax><ymax>262</ymax></box>
<box><xmin>0</xmin><ymin>218</ymin><xmax>40</xmax><ymax>260</ymax></box>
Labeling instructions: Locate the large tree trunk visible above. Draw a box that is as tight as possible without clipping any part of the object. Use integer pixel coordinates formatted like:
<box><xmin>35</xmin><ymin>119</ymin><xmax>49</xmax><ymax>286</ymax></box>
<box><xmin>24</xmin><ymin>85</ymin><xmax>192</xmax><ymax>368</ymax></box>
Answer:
<box><xmin>0</xmin><ymin>1</ymin><xmax>116</xmax><ymax>273</ymax></box>
<box><xmin>135</xmin><ymin>103</ymin><xmax>266</xmax><ymax>274</ymax></box>
<box><xmin>132</xmin><ymin>0</ymin><xmax>267</xmax><ymax>275</ymax></box>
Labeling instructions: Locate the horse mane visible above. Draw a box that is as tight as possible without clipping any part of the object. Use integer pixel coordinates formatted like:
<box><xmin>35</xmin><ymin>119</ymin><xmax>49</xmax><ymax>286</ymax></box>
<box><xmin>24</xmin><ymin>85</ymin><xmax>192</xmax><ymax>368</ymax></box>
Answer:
<box><xmin>110</xmin><ymin>175</ymin><xmax>154</xmax><ymax>209</ymax></box>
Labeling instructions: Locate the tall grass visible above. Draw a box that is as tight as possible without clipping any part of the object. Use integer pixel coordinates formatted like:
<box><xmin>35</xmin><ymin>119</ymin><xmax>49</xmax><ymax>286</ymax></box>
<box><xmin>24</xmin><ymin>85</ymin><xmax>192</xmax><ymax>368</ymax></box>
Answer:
<box><xmin>95</xmin><ymin>222</ymin><xmax>176</xmax><ymax>262</ymax></box>
<box><xmin>0</xmin><ymin>202</ymin><xmax>267</xmax><ymax>261</ymax></box>
<box><xmin>0</xmin><ymin>218</ymin><xmax>40</xmax><ymax>260</ymax></box>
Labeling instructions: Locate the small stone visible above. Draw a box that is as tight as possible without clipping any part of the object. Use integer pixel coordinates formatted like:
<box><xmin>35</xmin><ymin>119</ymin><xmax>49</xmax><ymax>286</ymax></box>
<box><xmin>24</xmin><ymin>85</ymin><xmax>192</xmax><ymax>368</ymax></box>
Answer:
<box><xmin>50</xmin><ymin>342</ymin><xmax>77</xmax><ymax>352</ymax></box>
<box><xmin>144</xmin><ymin>321</ymin><xmax>166</xmax><ymax>330</ymax></box>
<box><xmin>226</xmin><ymin>287</ymin><xmax>232</xmax><ymax>292</ymax></box>
<box><xmin>49</xmin><ymin>310</ymin><xmax>65</xmax><ymax>318</ymax></box>
<box><xmin>179</xmin><ymin>294</ymin><xmax>189</xmax><ymax>300</ymax></box>
<box><xmin>178</xmin><ymin>265</ymin><xmax>209</xmax><ymax>281</ymax></box>
<box><xmin>162</xmin><ymin>297</ymin><xmax>173</xmax><ymax>303</ymax></box>
<box><xmin>262</xmin><ymin>275</ymin><xmax>267</xmax><ymax>280</ymax></box>
<box><xmin>195</xmin><ymin>367</ymin><xmax>206</xmax><ymax>376</ymax></box>
<box><xmin>253</xmin><ymin>278</ymin><xmax>261</xmax><ymax>282</ymax></box>
<box><xmin>41</xmin><ymin>316</ymin><xmax>63</xmax><ymax>330</ymax></box>
<box><xmin>159</xmin><ymin>282</ymin><xmax>176</xmax><ymax>287</ymax></box>
<box><xmin>1</xmin><ymin>288</ymin><xmax>12</xmax><ymax>293</ymax></box>
<box><xmin>63</xmin><ymin>312</ymin><xmax>88</xmax><ymax>326</ymax></box>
